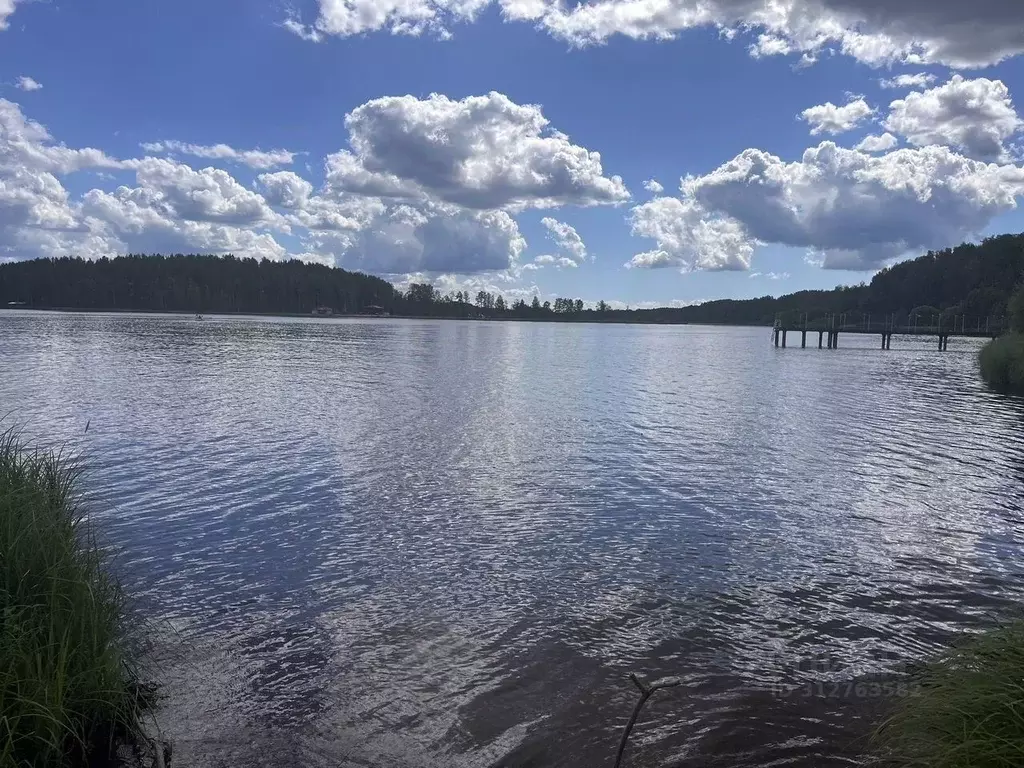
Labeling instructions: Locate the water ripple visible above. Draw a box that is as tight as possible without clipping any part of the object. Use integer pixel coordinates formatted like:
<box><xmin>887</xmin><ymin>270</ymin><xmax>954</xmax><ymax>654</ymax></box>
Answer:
<box><xmin>3</xmin><ymin>312</ymin><xmax>1024</xmax><ymax>766</ymax></box>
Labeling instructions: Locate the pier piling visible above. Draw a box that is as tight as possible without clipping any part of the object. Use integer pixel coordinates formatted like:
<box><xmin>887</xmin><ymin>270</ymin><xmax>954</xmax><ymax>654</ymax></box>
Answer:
<box><xmin>771</xmin><ymin>314</ymin><xmax>1003</xmax><ymax>352</ymax></box>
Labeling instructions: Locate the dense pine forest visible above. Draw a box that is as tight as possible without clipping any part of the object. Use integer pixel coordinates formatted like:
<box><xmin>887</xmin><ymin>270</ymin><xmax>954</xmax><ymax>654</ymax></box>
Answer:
<box><xmin>0</xmin><ymin>254</ymin><xmax>401</xmax><ymax>316</ymax></box>
<box><xmin>1</xmin><ymin>234</ymin><xmax>1023</xmax><ymax>324</ymax></box>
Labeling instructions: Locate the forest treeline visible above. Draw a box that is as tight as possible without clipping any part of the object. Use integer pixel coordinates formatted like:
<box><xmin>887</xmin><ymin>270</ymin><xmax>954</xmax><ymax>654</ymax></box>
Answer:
<box><xmin>1</xmin><ymin>234</ymin><xmax>1023</xmax><ymax>324</ymax></box>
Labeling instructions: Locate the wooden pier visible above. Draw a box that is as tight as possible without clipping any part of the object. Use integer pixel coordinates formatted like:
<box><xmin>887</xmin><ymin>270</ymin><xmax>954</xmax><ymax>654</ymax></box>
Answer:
<box><xmin>772</xmin><ymin>314</ymin><xmax>1007</xmax><ymax>351</ymax></box>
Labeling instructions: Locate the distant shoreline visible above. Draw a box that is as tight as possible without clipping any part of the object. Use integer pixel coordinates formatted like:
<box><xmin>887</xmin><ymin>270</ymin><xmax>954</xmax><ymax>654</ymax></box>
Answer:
<box><xmin>2</xmin><ymin>305</ymin><xmax>771</xmax><ymax>328</ymax></box>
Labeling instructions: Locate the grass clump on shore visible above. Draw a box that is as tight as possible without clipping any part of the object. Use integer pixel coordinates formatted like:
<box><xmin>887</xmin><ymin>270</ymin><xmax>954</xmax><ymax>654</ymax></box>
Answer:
<box><xmin>0</xmin><ymin>430</ymin><xmax>151</xmax><ymax>767</ymax></box>
<box><xmin>979</xmin><ymin>333</ymin><xmax>1024</xmax><ymax>394</ymax></box>
<box><xmin>875</xmin><ymin>621</ymin><xmax>1024</xmax><ymax>767</ymax></box>
<box><xmin>979</xmin><ymin>283</ymin><xmax>1024</xmax><ymax>394</ymax></box>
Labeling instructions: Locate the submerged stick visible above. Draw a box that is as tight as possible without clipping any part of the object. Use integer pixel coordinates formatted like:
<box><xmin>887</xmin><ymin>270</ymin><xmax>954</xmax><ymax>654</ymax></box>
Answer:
<box><xmin>149</xmin><ymin>737</ymin><xmax>171</xmax><ymax>768</ymax></box>
<box><xmin>613</xmin><ymin>673</ymin><xmax>681</xmax><ymax>768</ymax></box>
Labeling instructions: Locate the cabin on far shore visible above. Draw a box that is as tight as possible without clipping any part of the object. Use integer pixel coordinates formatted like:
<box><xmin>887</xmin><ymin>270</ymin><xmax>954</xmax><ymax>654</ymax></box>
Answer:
<box><xmin>312</xmin><ymin>306</ymin><xmax>334</xmax><ymax>316</ymax></box>
<box><xmin>363</xmin><ymin>305</ymin><xmax>387</xmax><ymax>316</ymax></box>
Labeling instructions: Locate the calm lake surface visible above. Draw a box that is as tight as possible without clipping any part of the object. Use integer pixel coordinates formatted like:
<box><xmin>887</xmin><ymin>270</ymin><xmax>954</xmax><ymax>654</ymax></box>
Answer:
<box><xmin>4</xmin><ymin>311</ymin><xmax>1024</xmax><ymax>767</ymax></box>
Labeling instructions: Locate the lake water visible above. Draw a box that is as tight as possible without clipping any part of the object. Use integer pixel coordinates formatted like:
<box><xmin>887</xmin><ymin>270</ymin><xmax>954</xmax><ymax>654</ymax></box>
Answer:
<box><xmin>4</xmin><ymin>311</ymin><xmax>1024</xmax><ymax>767</ymax></box>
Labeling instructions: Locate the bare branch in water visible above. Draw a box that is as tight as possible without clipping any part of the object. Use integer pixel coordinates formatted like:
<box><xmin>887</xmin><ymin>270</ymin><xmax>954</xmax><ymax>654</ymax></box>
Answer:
<box><xmin>613</xmin><ymin>674</ymin><xmax>681</xmax><ymax>768</ymax></box>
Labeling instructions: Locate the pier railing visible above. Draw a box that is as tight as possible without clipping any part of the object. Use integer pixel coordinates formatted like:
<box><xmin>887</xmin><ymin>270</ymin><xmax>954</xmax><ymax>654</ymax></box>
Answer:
<box><xmin>771</xmin><ymin>313</ymin><xmax>1008</xmax><ymax>350</ymax></box>
<box><xmin>773</xmin><ymin>314</ymin><xmax>1007</xmax><ymax>336</ymax></box>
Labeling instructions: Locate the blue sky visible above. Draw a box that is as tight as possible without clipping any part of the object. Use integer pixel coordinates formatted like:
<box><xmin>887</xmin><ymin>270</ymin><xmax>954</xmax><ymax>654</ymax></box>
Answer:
<box><xmin>2</xmin><ymin>0</ymin><xmax>1024</xmax><ymax>307</ymax></box>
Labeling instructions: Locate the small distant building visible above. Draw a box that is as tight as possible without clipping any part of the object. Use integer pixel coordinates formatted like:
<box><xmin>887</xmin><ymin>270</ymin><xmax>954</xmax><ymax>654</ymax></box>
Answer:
<box><xmin>312</xmin><ymin>306</ymin><xmax>334</xmax><ymax>316</ymax></box>
<box><xmin>363</xmin><ymin>305</ymin><xmax>386</xmax><ymax>316</ymax></box>
<box><xmin>7</xmin><ymin>301</ymin><xmax>26</xmax><ymax>307</ymax></box>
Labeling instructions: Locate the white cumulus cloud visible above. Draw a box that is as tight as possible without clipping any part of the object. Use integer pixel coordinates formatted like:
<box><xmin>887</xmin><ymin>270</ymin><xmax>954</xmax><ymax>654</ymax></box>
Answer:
<box><xmin>0</xmin><ymin>0</ymin><xmax>21</xmax><ymax>30</ymax></box>
<box><xmin>257</xmin><ymin>170</ymin><xmax>385</xmax><ymax>232</ymax></box>
<box><xmin>256</xmin><ymin>171</ymin><xmax>314</xmax><ymax>209</ymax></box>
<box><xmin>315</xmin><ymin>205</ymin><xmax>525</xmax><ymax>275</ymax></box>
<box><xmin>15</xmin><ymin>76</ymin><xmax>42</xmax><ymax>92</ymax></box>
<box><xmin>801</xmin><ymin>97</ymin><xmax>874</xmax><ymax>135</ymax></box>
<box><xmin>855</xmin><ymin>133</ymin><xmax>899</xmax><ymax>152</ymax></box>
<box><xmin>683</xmin><ymin>141</ymin><xmax>1024</xmax><ymax>269</ymax></box>
<box><xmin>326</xmin><ymin>91</ymin><xmax>629</xmax><ymax>211</ymax></box>
<box><xmin>122</xmin><ymin>157</ymin><xmax>282</xmax><ymax>226</ymax></box>
<box><xmin>532</xmin><ymin>216</ymin><xmax>587</xmax><ymax>268</ymax></box>
<box><xmin>0</xmin><ymin>100</ymin><xmax>125</xmax><ymax>175</ymax></box>
<box><xmin>643</xmin><ymin>178</ymin><xmax>664</xmax><ymax>194</ymax></box>
<box><xmin>626</xmin><ymin>196</ymin><xmax>756</xmax><ymax>271</ymax></box>
<box><xmin>882</xmin><ymin>75</ymin><xmax>1023</xmax><ymax>161</ymax></box>
<box><xmin>392</xmin><ymin>271</ymin><xmax>540</xmax><ymax>302</ymax></box>
<box><xmin>0</xmin><ymin>100</ymin><xmax>530</xmax><ymax>276</ymax></box>
<box><xmin>287</xmin><ymin>0</ymin><xmax>1024</xmax><ymax>68</ymax></box>
<box><xmin>0</xmin><ymin>101</ymin><xmax>291</xmax><ymax>263</ymax></box>
<box><xmin>879</xmin><ymin>73</ymin><xmax>937</xmax><ymax>90</ymax></box>
<box><xmin>80</xmin><ymin>187</ymin><xmax>290</xmax><ymax>262</ymax></box>
<box><xmin>140</xmin><ymin>140</ymin><xmax>296</xmax><ymax>170</ymax></box>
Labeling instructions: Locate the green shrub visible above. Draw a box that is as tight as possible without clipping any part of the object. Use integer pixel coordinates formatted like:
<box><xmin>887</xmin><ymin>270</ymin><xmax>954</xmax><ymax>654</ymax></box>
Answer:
<box><xmin>979</xmin><ymin>333</ymin><xmax>1024</xmax><ymax>394</ymax></box>
<box><xmin>875</xmin><ymin>621</ymin><xmax>1024</xmax><ymax>767</ymax></box>
<box><xmin>1009</xmin><ymin>284</ymin><xmax>1024</xmax><ymax>332</ymax></box>
<box><xmin>0</xmin><ymin>430</ymin><xmax>150</xmax><ymax>767</ymax></box>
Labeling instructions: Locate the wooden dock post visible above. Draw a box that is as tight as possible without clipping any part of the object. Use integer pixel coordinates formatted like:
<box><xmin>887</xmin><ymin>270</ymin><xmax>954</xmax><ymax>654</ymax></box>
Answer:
<box><xmin>769</xmin><ymin>311</ymin><xmax>994</xmax><ymax>353</ymax></box>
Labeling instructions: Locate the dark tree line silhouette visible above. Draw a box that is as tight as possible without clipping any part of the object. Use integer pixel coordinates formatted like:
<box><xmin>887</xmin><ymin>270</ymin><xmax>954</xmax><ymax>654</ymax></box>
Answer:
<box><xmin>0</xmin><ymin>254</ymin><xmax>597</xmax><ymax>320</ymax></box>
<box><xmin>1</xmin><ymin>234</ymin><xmax>1023</xmax><ymax>324</ymax></box>
<box><xmin>0</xmin><ymin>254</ymin><xmax>399</xmax><ymax>315</ymax></box>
